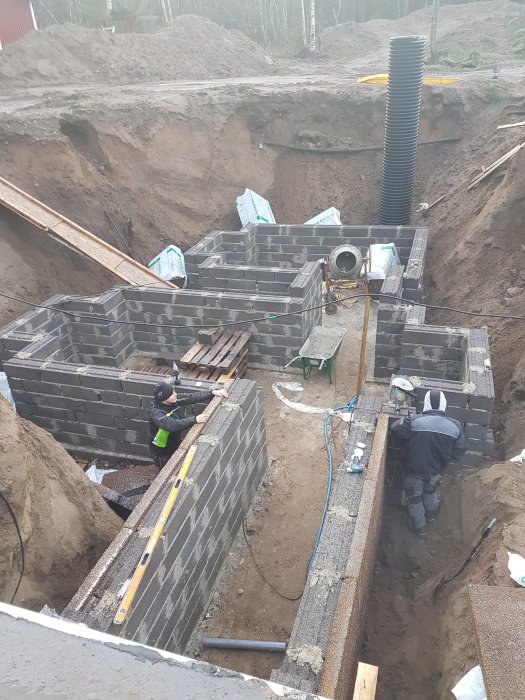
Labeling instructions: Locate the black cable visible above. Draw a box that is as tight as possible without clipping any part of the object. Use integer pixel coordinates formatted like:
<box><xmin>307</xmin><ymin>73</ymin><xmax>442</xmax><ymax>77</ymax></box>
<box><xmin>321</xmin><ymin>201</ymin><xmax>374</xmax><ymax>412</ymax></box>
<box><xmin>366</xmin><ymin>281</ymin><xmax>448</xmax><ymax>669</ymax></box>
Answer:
<box><xmin>2</xmin><ymin>289</ymin><xmax>525</xmax><ymax>331</ymax></box>
<box><xmin>0</xmin><ymin>490</ymin><xmax>25</xmax><ymax>604</ymax></box>
<box><xmin>242</xmin><ymin>519</ymin><xmax>304</xmax><ymax>602</ymax></box>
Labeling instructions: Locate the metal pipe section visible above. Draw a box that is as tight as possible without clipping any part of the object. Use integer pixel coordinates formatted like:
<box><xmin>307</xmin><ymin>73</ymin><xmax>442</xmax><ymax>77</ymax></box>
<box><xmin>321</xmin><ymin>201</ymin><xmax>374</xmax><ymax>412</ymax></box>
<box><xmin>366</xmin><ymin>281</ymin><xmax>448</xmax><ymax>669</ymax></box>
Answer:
<box><xmin>379</xmin><ymin>35</ymin><xmax>426</xmax><ymax>226</ymax></box>
<box><xmin>201</xmin><ymin>637</ymin><xmax>286</xmax><ymax>652</ymax></box>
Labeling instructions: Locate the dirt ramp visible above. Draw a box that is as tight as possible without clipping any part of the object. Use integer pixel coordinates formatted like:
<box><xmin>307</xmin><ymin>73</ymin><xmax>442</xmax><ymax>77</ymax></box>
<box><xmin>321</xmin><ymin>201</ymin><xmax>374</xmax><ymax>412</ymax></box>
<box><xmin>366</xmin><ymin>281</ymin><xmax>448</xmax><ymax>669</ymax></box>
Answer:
<box><xmin>0</xmin><ymin>15</ymin><xmax>272</xmax><ymax>88</ymax></box>
<box><xmin>0</xmin><ymin>396</ymin><xmax>122</xmax><ymax>611</ymax></box>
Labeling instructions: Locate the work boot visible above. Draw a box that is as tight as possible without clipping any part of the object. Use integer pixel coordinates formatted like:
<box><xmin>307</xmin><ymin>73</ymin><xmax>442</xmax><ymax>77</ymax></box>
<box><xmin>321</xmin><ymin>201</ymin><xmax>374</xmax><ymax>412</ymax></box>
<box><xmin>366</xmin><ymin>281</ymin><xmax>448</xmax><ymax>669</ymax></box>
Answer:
<box><xmin>409</xmin><ymin>519</ymin><xmax>427</xmax><ymax>538</ymax></box>
<box><xmin>426</xmin><ymin>509</ymin><xmax>439</xmax><ymax>525</ymax></box>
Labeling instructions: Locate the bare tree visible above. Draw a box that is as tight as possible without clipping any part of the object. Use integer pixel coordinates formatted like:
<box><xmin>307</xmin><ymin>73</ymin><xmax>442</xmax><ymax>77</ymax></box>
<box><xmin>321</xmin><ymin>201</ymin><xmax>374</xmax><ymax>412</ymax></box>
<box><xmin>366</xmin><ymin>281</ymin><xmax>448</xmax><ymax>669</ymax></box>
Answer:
<box><xmin>430</xmin><ymin>0</ymin><xmax>440</xmax><ymax>62</ymax></box>
<box><xmin>309</xmin><ymin>0</ymin><xmax>316</xmax><ymax>52</ymax></box>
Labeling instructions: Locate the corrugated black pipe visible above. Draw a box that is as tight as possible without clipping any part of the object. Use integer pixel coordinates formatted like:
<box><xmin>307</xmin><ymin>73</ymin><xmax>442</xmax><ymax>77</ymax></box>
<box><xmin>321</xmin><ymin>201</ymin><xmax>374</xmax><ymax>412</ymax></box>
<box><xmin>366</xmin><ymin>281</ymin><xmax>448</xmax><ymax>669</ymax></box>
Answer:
<box><xmin>379</xmin><ymin>35</ymin><xmax>426</xmax><ymax>226</ymax></box>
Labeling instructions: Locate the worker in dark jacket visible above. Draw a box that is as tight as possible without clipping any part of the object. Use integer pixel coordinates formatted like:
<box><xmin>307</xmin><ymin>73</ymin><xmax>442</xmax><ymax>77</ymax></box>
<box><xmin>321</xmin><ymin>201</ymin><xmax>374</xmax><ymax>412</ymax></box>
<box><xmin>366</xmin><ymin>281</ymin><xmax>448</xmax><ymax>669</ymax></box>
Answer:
<box><xmin>148</xmin><ymin>382</ymin><xmax>228</xmax><ymax>470</ymax></box>
<box><xmin>391</xmin><ymin>389</ymin><xmax>467</xmax><ymax>536</ymax></box>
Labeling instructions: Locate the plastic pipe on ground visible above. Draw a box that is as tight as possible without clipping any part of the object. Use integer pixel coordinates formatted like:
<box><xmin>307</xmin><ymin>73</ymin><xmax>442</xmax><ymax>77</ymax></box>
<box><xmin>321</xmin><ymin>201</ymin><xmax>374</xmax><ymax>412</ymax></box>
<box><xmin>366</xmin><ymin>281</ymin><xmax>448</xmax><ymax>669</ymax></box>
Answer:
<box><xmin>201</xmin><ymin>637</ymin><xmax>286</xmax><ymax>652</ymax></box>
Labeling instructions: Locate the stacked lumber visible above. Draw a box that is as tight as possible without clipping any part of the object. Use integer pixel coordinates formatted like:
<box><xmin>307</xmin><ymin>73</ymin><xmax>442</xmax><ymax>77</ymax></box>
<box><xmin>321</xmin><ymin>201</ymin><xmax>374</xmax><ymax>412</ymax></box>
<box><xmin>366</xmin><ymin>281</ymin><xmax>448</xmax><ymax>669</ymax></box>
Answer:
<box><xmin>180</xmin><ymin>328</ymin><xmax>251</xmax><ymax>382</ymax></box>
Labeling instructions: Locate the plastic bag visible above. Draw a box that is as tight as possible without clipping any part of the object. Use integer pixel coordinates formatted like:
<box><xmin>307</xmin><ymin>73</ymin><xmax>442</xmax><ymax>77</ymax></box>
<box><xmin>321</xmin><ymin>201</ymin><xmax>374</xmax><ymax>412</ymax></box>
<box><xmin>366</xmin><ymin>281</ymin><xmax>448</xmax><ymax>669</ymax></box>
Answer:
<box><xmin>509</xmin><ymin>449</ymin><xmax>525</xmax><ymax>465</ymax></box>
<box><xmin>508</xmin><ymin>551</ymin><xmax>525</xmax><ymax>587</ymax></box>
<box><xmin>236</xmin><ymin>188</ymin><xmax>276</xmax><ymax>226</ymax></box>
<box><xmin>366</xmin><ymin>243</ymin><xmax>400</xmax><ymax>280</ymax></box>
<box><xmin>147</xmin><ymin>245</ymin><xmax>186</xmax><ymax>285</ymax></box>
<box><xmin>0</xmin><ymin>372</ymin><xmax>16</xmax><ymax>410</ymax></box>
<box><xmin>304</xmin><ymin>207</ymin><xmax>342</xmax><ymax>226</ymax></box>
<box><xmin>451</xmin><ymin>666</ymin><xmax>487</xmax><ymax>700</ymax></box>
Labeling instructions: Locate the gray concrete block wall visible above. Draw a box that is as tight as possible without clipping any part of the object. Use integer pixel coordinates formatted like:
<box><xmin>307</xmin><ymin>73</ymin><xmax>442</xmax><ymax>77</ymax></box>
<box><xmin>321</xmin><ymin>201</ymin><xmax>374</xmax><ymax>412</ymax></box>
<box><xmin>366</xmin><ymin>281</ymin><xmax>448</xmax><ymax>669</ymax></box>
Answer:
<box><xmin>4</xmin><ymin>357</ymin><xmax>209</xmax><ymax>460</ymax></box>
<box><xmin>64</xmin><ymin>380</ymin><xmax>268</xmax><ymax>656</ymax></box>
<box><xmin>401</xmin><ymin>324</ymin><xmax>468</xmax><ymax>381</ymax></box>
<box><xmin>271</xmin><ymin>395</ymin><xmax>383</xmax><ymax>694</ymax></box>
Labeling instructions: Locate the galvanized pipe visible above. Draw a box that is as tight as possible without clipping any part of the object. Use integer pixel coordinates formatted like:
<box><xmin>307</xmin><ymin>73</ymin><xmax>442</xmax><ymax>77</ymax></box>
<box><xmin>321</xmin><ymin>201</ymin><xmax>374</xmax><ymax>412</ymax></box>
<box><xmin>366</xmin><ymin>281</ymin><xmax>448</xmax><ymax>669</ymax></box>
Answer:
<box><xmin>379</xmin><ymin>35</ymin><xmax>426</xmax><ymax>226</ymax></box>
<box><xmin>202</xmin><ymin>637</ymin><xmax>286</xmax><ymax>652</ymax></box>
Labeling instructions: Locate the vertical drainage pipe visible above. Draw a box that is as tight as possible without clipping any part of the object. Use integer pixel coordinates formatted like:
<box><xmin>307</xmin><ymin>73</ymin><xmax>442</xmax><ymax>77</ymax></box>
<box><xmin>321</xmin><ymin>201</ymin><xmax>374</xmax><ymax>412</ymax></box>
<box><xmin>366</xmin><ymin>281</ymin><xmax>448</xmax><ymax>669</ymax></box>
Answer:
<box><xmin>379</xmin><ymin>35</ymin><xmax>426</xmax><ymax>226</ymax></box>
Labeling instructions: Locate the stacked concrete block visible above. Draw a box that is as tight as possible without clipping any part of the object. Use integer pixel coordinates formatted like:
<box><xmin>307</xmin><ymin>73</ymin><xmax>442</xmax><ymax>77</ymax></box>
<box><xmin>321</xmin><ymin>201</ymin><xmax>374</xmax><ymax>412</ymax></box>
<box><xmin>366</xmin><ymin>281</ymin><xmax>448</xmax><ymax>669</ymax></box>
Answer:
<box><xmin>271</xmin><ymin>395</ymin><xmax>383</xmax><ymax>694</ymax></box>
<box><xmin>64</xmin><ymin>379</ymin><xmax>267</xmax><ymax>655</ymax></box>
<box><xmin>402</xmin><ymin>228</ymin><xmax>427</xmax><ymax>302</ymax></box>
<box><xmin>251</xmin><ymin>224</ymin><xmax>420</xmax><ymax>267</ymax></box>
<box><xmin>4</xmin><ymin>357</ymin><xmax>208</xmax><ymax>460</ymax></box>
<box><xmin>374</xmin><ymin>266</ymin><xmax>406</xmax><ymax>378</ymax></box>
<box><xmin>397</xmin><ymin>328</ymin><xmax>495</xmax><ymax>467</ymax></box>
<box><xmin>401</xmin><ymin>324</ymin><xmax>467</xmax><ymax>381</ymax></box>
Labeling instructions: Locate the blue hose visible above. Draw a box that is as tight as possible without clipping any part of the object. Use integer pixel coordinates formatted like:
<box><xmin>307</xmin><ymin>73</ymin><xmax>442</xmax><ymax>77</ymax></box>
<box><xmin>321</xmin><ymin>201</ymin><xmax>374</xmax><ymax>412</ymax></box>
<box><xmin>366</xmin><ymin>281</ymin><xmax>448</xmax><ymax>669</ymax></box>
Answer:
<box><xmin>308</xmin><ymin>395</ymin><xmax>359</xmax><ymax>570</ymax></box>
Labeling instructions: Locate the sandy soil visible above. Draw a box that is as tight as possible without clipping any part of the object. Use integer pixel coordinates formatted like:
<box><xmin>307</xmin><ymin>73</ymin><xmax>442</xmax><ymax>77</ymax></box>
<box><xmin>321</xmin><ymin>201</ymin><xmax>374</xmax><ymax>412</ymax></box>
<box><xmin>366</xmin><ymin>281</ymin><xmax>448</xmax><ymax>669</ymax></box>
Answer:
<box><xmin>186</xmin><ymin>300</ymin><xmax>383</xmax><ymax>678</ymax></box>
<box><xmin>321</xmin><ymin>1</ymin><xmax>525</xmax><ymax>68</ymax></box>
<box><xmin>0</xmin><ymin>15</ymin><xmax>273</xmax><ymax>87</ymax></box>
<box><xmin>363</xmin><ymin>461</ymin><xmax>525</xmax><ymax>699</ymax></box>
<box><xmin>0</xmin><ymin>396</ymin><xmax>122</xmax><ymax>611</ymax></box>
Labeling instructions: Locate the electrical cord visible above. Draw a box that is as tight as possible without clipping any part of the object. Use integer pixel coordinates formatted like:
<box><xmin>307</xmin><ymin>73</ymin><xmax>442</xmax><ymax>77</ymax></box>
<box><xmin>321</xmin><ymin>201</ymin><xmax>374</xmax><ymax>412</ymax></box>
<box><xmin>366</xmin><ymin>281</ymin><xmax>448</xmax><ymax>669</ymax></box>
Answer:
<box><xmin>0</xmin><ymin>490</ymin><xmax>24</xmax><ymax>604</ymax></box>
<box><xmin>2</xmin><ymin>289</ymin><xmax>525</xmax><ymax>331</ymax></box>
<box><xmin>242</xmin><ymin>519</ymin><xmax>304</xmax><ymax>602</ymax></box>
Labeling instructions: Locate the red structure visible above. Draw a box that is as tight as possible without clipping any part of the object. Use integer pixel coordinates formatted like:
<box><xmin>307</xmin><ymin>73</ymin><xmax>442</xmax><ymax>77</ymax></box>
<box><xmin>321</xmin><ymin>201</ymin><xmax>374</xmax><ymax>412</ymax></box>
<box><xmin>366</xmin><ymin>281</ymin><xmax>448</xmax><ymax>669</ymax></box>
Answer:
<box><xmin>0</xmin><ymin>0</ymin><xmax>36</xmax><ymax>48</ymax></box>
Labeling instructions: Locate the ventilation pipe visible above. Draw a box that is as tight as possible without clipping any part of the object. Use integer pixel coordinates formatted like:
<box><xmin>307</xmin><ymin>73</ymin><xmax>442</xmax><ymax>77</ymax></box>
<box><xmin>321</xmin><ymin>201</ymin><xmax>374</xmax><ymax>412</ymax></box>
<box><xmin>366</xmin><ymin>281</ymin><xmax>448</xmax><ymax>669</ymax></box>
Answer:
<box><xmin>379</xmin><ymin>35</ymin><xmax>426</xmax><ymax>226</ymax></box>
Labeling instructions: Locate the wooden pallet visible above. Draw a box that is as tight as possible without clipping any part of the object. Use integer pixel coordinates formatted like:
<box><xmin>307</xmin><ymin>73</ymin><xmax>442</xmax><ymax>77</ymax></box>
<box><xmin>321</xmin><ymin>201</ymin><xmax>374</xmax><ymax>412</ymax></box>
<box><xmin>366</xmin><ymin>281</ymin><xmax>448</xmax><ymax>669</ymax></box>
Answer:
<box><xmin>180</xmin><ymin>329</ymin><xmax>251</xmax><ymax>382</ymax></box>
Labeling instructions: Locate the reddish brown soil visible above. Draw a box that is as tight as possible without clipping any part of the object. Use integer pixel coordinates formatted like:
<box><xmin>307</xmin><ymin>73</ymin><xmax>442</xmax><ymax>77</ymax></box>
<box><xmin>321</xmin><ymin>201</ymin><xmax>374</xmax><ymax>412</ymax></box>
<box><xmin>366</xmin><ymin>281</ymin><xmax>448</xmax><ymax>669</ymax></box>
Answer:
<box><xmin>0</xmin><ymin>397</ymin><xmax>122</xmax><ymax>611</ymax></box>
<box><xmin>363</xmin><ymin>462</ymin><xmax>525</xmax><ymax>699</ymax></box>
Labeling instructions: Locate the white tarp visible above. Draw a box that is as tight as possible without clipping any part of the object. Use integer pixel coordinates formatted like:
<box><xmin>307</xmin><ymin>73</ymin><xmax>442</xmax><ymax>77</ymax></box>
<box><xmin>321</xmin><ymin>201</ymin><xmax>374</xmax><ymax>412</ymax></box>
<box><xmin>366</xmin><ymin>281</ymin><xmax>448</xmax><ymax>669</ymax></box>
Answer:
<box><xmin>236</xmin><ymin>188</ymin><xmax>276</xmax><ymax>226</ymax></box>
<box><xmin>304</xmin><ymin>207</ymin><xmax>342</xmax><ymax>226</ymax></box>
<box><xmin>366</xmin><ymin>242</ymin><xmax>401</xmax><ymax>281</ymax></box>
<box><xmin>508</xmin><ymin>551</ymin><xmax>525</xmax><ymax>587</ymax></box>
<box><xmin>451</xmin><ymin>666</ymin><xmax>487</xmax><ymax>700</ymax></box>
<box><xmin>147</xmin><ymin>245</ymin><xmax>186</xmax><ymax>284</ymax></box>
<box><xmin>0</xmin><ymin>372</ymin><xmax>15</xmax><ymax>410</ymax></box>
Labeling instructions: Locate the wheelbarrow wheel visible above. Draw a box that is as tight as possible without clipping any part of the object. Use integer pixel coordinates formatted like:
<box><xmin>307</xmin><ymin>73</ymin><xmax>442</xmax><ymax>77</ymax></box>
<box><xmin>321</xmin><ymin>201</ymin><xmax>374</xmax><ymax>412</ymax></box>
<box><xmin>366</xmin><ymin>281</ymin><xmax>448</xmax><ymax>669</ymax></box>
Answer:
<box><xmin>303</xmin><ymin>364</ymin><xmax>312</xmax><ymax>380</ymax></box>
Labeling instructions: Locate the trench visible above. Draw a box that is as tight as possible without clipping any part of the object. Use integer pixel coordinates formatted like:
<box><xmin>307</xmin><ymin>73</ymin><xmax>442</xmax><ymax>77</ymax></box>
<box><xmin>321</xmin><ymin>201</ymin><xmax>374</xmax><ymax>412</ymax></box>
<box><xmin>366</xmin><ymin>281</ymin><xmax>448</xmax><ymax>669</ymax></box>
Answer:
<box><xmin>1</xmin><ymin>82</ymin><xmax>523</xmax><ymax>697</ymax></box>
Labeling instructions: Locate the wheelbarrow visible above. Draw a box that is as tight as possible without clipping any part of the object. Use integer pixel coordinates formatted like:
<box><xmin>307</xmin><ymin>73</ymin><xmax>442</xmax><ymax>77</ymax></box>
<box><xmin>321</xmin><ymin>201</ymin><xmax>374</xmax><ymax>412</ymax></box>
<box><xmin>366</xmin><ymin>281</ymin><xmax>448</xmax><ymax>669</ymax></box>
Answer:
<box><xmin>285</xmin><ymin>326</ymin><xmax>346</xmax><ymax>384</ymax></box>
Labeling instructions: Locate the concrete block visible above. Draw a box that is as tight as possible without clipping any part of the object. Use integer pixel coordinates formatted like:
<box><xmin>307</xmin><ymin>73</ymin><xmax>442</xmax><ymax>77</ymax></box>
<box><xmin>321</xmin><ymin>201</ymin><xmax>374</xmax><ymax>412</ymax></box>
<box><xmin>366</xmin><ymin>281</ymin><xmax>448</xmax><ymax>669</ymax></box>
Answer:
<box><xmin>4</xmin><ymin>359</ymin><xmax>43</xmax><ymax>381</ymax></box>
<box><xmin>75</xmin><ymin>412</ymin><xmax>116</xmax><ymax>428</ymax></box>
<box><xmin>82</xmin><ymin>372</ymin><xmax>123</xmax><ymax>391</ymax></box>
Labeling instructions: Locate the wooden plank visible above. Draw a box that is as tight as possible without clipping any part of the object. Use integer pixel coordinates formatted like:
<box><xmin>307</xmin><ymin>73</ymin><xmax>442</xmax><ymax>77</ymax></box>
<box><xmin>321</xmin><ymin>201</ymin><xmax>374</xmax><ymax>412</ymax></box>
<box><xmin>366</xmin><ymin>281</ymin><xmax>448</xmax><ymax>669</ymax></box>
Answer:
<box><xmin>197</xmin><ymin>330</ymin><xmax>237</xmax><ymax>367</ymax></box>
<box><xmin>467</xmin><ymin>142</ymin><xmax>525</xmax><ymax>190</ymax></box>
<box><xmin>180</xmin><ymin>342</ymin><xmax>206</xmax><ymax>366</ymax></box>
<box><xmin>497</xmin><ymin>120</ymin><xmax>525</xmax><ymax>130</ymax></box>
<box><xmin>352</xmin><ymin>663</ymin><xmax>378</xmax><ymax>700</ymax></box>
<box><xmin>216</xmin><ymin>332</ymin><xmax>252</xmax><ymax>370</ymax></box>
<box><xmin>0</xmin><ymin>176</ymin><xmax>173</xmax><ymax>288</ymax></box>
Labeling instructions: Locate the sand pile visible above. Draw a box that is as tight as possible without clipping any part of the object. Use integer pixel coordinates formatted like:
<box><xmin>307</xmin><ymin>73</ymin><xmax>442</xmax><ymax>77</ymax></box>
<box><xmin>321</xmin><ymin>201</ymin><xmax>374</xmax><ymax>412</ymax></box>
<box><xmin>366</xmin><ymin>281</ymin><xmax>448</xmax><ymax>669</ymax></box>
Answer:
<box><xmin>0</xmin><ymin>14</ymin><xmax>273</xmax><ymax>87</ymax></box>
<box><xmin>321</xmin><ymin>1</ymin><xmax>525</xmax><ymax>66</ymax></box>
<box><xmin>0</xmin><ymin>396</ymin><xmax>122</xmax><ymax>611</ymax></box>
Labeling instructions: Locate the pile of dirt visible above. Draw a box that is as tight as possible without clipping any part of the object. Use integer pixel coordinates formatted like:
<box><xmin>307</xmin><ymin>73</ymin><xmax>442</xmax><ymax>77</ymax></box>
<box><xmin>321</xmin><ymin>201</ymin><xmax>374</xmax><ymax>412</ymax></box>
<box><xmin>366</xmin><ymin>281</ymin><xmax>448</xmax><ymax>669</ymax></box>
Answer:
<box><xmin>0</xmin><ymin>15</ymin><xmax>273</xmax><ymax>87</ymax></box>
<box><xmin>363</xmin><ymin>461</ymin><xmax>525</xmax><ymax>699</ymax></box>
<box><xmin>321</xmin><ymin>1</ymin><xmax>525</xmax><ymax>67</ymax></box>
<box><xmin>0</xmin><ymin>396</ymin><xmax>122</xmax><ymax>611</ymax></box>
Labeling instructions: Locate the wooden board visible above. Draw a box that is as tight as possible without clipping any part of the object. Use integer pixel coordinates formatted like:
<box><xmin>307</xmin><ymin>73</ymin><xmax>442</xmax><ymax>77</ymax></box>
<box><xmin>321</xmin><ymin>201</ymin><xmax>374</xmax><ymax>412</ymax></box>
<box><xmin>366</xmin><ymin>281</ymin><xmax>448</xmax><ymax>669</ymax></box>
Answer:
<box><xmin>352</xmin><ymin>663</ymin><xmax>379</xmax><ymax>700</ymax></box>
<box><xmin>0</xmin><ymin>176</ymin><xmax>174</xmax><ymax>288</ymax></box>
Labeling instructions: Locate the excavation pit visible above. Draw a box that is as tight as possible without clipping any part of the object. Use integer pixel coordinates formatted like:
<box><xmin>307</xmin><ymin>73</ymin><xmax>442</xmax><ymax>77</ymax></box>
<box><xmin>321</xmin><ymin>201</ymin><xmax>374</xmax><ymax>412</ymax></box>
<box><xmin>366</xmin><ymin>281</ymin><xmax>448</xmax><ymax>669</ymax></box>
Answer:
<box><xmin>0</xmin><ymin>219</ymin><xmax>497</xmax><ymax>696</ymax></box>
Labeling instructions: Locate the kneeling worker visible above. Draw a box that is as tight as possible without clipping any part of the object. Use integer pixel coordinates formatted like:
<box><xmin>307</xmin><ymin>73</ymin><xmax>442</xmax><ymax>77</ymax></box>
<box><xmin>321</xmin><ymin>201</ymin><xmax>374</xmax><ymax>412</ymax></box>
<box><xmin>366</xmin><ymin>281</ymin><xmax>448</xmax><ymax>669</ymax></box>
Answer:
<box><xmin>391</xmin><ymin>389</ymin><xmax>467</xmax><ymax>536</ymax></box>
<box><xmin>149</xmin><ymin>382</ymin><xmax>228</xmax><ymax>470</ymax></box>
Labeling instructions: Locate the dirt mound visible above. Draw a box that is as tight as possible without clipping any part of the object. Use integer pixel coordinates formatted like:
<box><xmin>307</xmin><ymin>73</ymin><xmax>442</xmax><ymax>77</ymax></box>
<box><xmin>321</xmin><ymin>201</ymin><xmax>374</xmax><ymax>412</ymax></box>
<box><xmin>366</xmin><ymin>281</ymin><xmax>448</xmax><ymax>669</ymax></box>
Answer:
<box><xmin>321</xmin><ymin>1</ymin><xmax>525</xmax><ymax>66</ymax></box>
<box><xmin>0</xmin><ymin>396</ymin><xmax>122</xmax><ymax>611</ymax></box>
<box><xmin>0</xmin><ymin>15</ymin><xmax>273</xmax><ymax>87</ymax></box>
<box><xmin>364</xmin><ymin>461</ymin><xmax>525</xmax><ymax>699</ymax></box>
